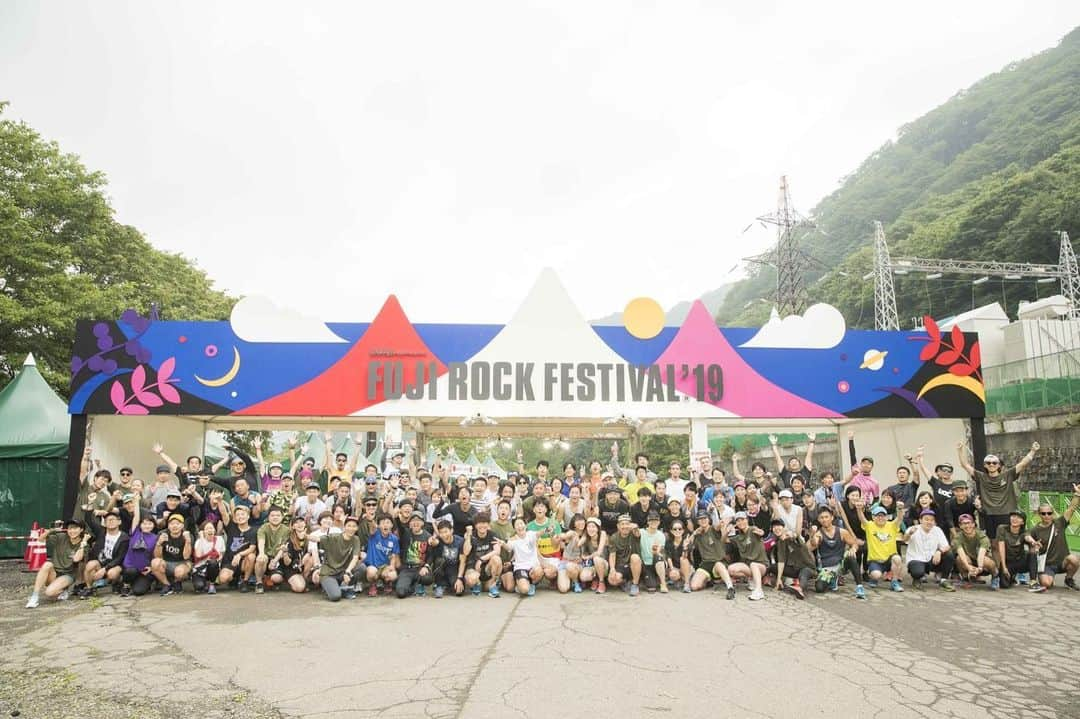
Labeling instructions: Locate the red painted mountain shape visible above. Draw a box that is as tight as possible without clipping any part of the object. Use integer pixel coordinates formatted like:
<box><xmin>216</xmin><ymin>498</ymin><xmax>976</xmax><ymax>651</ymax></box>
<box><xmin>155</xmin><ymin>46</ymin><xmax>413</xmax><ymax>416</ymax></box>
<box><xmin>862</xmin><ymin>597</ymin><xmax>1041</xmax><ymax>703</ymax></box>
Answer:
<box><xmin>237</xmin><ymin>295</ymin><xmax>446</xmax><ymax>416</ymax></box>
<box><xmin>656</xmin><ymin>300</ymin><xmax>841</xmax><ymax>418</ymax></box>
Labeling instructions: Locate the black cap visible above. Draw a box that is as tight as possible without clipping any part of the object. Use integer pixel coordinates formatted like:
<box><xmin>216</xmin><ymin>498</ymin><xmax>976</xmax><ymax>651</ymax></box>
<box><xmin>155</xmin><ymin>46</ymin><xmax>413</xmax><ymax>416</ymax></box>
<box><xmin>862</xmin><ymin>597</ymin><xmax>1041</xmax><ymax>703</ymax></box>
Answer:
<box><xmin>63</xmin><ymin>519</ymin><xmax>85</xmax><ymax>529</ymax></box>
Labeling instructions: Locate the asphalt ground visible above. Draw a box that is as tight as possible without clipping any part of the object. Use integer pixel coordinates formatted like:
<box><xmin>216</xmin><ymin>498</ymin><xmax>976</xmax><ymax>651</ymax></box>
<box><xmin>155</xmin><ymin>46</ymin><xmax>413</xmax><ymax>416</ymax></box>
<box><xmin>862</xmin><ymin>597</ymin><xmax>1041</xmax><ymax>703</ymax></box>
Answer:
<box><xmin>1</xmin><ymin>560</ymin><xmax>1076</xmax><ymax>719</ymax></box>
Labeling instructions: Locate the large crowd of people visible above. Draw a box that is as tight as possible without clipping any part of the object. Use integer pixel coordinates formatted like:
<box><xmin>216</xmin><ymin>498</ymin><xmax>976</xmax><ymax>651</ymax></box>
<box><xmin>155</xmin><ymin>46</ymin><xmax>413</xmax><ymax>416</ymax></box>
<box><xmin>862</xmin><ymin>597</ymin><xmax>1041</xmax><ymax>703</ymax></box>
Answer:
<box><xmin>25</xmin><ymin>430</ymin><xmax>1080</xmax><ymax>607</ymax></box>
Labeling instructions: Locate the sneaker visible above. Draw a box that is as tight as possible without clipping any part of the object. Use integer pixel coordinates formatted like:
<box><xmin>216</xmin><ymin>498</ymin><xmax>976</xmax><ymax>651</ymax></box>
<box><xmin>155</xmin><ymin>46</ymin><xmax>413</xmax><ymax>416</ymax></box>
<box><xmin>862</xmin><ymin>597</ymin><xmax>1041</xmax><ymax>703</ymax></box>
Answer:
<box><xmin>791</xmin><ymin>583</ymin><xmax>805</xmax><ymax>600</ymax></box>
<box><xmin>238</xmin><ymin>582</ymin><xmax>249</xmax><ymax>593</ymax></box>
<box><xmin>595</xmin><ymin>582</ymin><xmax>606</xmax><ymax>594</ymax></box>
<box><xmin>434</xmin><ymin>585</ymin><xmax>444</xmax><ymax>599</ymax></box>
<box><xmin>76</xmin><ymin>586</ymin><xmax>92</xmax><ymax>600</ymax></box>
<box><xmin>93</xmin><ymin>578</ymin><xmax>108</xmax><ymax>589</ymax></box>
<box><xmin>254</xmin><ymin>584</ymin><xmax>265</xmax><ymax>594</ymax></box>
<box><xmin>854</xmin><ymin>585</ymin><xmax>867</xmax><ymax>600</ymax></box>
<box><xmin>1017</xmin><ymin>572</ymin><xmax>1029</xmax><ymax>585</ymax></box>
<box><xmin>748</xmin><ymin>588</ymin><xmax>765</xmax><ymax>601</ymax></box>
<box><xmin>527</xmin><ymin>583</ymin><xmax>536</xmax><ymax>597</ymax></box>
<box><xmin>488</xmin><ymin>585</ymin><xmax>500</xmax><ymax>598</ymax></box>
<box><xmin>591</xmin><ymin>579</ymin><xmax>599</xmax><ymax>591</ymax></box>
<box><xmin>890</xmin><ymin>579</ymin><xmax>903</xmax><ymax>592</ymax></box>
<box><xmin>111</xmin><ymin>582</ymin><xmax>122</xmax><ymax>594</ymax></box>
<box><xmin>1029</xmin><ymin>584</ymin><xmax>1047</xmax><ymax>594</ymax></box>
<box><xmin>939</xmin><ymin>579</ymin><xmax>956</xmax><ymax>592</ymax></box>
<box><xmin>342</xmin><ymin>588</ymin><xmax>357</xmax><ymax>600</ymax></box>
<box><xmin>572</xmin><ymin>581</ymin><xmax>582</xmax><ymax>593</ymax></box>
<box><xmin>414</xmin><ymin>585</ymin><xmax>426</xmax><ymax>597</ymax></box>
<box><xmin>471</xmin><ymin>584</ymin><xmax>482</xmax><ymax>596</ymax></box>
<box><xmin>659</xmin><ymin>584</ymin><xmax>669</xmax><ymax>594</ymax></box>
<box><xmin>25</xmin><ymin>593</ymin><xmax>39</xmax><ymax>609</ymax></box>
<box><xmin>990</xmin><ymin>576</ymin><xmax>1000</xmax><ymax>590</ymax></box>
<box><xmin>247</xmin><ymin>576</ymin><xmax>257</xmax><ymax>586</ymax></box>
<box><xmin>960</xmin><ymin>581</ymin><xmax>972</xmax><ymax>590</ymax></box>
<box><xmin>207</xmin><ymin>583</ymin><xmax>217</xmax><ymax>595</ymax></box>
<box><xmin>368</xmin><ymin>584</ymin><xmax>380</xmax><ymax>597</ymax></box>
<box><xmin>867</xmin><ymin>579</ymin><xmax>878</xmax><ymax>589</ymax></box>
<box><xmin>682</xmin><ymin>583</ymin><xmax>693</xmax><ymax>594</ymax></box>
<box><xmin>629</xmin><ymin>583</ymin><xmax>640</xmax><ymax>597</ymax></box>
<box><xmin>912</xmin><ymin>579</ymin><xmax>924</xmax><ymax>590</ymax></box>
<box><xmin>120</xmin><ymin>584</ymin><xmax>132</xmax><ymax>598</ymax></box>
<box><xmin>1065</xmin><ymin>577</ymin><xmax>1078</xmax><ymax>591</ymax></box>
<box><xmin>725</xmin><ymin>586</ymin><xmax>736</xmax><ymax>600</ymax></box>
<box><xmin>159</xmin><ymin>584</ymin><xmax>174</xmax><ymax>597</ymax></box>
<box><xmin>59</xmin><ymin>589</ymin><xmax>71</xmax><ymax>601</ymax></box>
<box><xmin>173</xmin><ymin>582</ymin><xmax>183</xmax><ymax>595</ymax></box>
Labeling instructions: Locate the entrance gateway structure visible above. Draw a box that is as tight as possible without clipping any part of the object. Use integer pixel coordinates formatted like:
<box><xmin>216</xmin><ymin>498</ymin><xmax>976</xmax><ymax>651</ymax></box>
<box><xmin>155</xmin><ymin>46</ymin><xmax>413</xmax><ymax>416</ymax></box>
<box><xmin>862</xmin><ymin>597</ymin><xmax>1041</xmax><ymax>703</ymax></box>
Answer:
<box><xmin>64</xmin><ymin>270</ymin><xmax>986</xmax><ymax>507</ymax></box>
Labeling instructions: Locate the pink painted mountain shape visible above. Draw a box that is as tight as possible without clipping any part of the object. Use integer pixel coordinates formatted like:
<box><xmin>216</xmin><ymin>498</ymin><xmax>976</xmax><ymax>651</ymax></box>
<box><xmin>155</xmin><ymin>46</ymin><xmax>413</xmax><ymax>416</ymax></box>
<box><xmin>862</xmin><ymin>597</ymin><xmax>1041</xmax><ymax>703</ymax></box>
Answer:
<box><xmin>656</xmin><ymin>301</ymin><xmax>841</xmax><ymax>418</ymax></box>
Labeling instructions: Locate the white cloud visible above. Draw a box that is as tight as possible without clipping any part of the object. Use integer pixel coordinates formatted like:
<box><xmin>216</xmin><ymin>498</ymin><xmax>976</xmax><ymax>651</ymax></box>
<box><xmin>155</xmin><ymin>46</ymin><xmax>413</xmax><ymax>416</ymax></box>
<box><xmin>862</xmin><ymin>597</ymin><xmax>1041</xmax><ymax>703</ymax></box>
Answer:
<box><xmin>230</xmin><ymin>296</ymin><xmax>346</xmax><ymax>343</ymax></box>
<box><xmin>740</xmin><ymin>303</ymin><xmax>846</xmax><ymax>349</ymax></box>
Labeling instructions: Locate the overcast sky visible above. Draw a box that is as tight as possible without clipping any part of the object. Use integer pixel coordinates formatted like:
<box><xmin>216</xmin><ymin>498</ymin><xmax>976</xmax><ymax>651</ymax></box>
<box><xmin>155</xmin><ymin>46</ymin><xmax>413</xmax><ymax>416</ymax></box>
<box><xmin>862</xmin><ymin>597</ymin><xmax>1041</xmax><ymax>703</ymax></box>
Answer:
<box><xmin>2</xmin><ymin>2</ymin><xmax>1078</xmax><ymax>324</ymax></box>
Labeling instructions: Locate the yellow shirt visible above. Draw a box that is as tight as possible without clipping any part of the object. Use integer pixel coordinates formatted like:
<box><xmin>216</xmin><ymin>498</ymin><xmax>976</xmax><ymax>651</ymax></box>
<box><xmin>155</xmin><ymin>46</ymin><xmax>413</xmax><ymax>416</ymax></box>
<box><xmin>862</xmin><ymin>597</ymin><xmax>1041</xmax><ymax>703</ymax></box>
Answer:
<box><xmin>619</xmin><ymin>479</ymin><xmax>652</xmax><ymax>506</ymax></box>
<box><xmin>862</xmin><ymin>518</ymin><xmax>902</xmax><ymax>563</ymax></box>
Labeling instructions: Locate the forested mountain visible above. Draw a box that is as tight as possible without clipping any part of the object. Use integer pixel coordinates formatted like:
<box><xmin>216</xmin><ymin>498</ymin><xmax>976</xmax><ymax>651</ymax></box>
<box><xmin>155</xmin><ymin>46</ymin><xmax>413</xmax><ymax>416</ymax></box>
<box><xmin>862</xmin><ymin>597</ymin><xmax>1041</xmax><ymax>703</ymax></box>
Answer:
<box><xmin>715</xmin><ymin>26</ymin><xmax>1080</xmax><ymax>329</ymax></box>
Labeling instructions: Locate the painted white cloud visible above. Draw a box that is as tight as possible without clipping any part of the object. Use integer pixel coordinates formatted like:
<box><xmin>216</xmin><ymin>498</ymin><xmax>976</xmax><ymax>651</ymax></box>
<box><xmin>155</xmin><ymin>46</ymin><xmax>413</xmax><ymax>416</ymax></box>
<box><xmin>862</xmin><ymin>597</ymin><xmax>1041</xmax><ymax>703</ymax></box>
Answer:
<box><xmin>739</xmin><ymin>303</ymin><xmax>846</xmax><ymax>349</ymax></box>
<box><xmin>230</xmin><ymin>295</ymin><xmax>347</xmax><ymax>343</ymax></box>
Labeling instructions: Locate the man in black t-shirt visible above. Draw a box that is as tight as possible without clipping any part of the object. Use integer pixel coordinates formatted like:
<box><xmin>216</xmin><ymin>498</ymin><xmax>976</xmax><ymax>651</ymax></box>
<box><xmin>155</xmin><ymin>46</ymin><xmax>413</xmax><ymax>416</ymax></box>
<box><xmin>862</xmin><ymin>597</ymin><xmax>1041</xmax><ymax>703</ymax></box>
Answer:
<box><xmin>942</xmin><ymin>480</ymin><xmax>978</xmax><ymax>538</ymax></box>
<box><xmin>597</xmin><ymin>486</ymin><xmax>630</xmax><ymax>535</ymax></box>
<box><xmin>219</xmin><ymin>504</ymin><xmax>257</xmax><ymax>590</ymax></box>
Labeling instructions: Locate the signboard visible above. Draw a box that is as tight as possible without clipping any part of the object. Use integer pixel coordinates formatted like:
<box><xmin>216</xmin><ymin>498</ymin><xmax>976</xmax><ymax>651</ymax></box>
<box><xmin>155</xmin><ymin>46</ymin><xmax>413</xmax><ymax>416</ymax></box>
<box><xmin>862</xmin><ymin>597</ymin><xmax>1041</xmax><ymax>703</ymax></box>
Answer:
<box><xmin>68</xmin><ymin>270</ymin><xmax>985</xmax><ymax>420</ymax></box>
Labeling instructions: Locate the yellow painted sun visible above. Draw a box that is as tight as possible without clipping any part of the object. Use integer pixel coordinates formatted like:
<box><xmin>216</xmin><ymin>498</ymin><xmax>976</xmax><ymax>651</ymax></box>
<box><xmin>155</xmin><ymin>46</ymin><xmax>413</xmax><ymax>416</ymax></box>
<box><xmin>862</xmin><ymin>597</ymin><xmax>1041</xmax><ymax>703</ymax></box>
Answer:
<box><xmin>623</xmin><ymin>297</ymin><xmax>665</xmax><ymax>339</ymax></box>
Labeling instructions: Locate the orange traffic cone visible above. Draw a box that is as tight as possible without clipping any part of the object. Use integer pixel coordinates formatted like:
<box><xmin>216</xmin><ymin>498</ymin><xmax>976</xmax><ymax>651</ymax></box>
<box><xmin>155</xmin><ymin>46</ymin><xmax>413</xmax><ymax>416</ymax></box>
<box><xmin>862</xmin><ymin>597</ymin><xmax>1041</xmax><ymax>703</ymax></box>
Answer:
<box><xmin>25</xmin><ymin>530</ymin><xmax>47</xmax><ymax>573</ymax></box>
<box><xmin>23</xmin><ymin>521</ymin><xmax>39</xmax><ymax>565</ymax></box>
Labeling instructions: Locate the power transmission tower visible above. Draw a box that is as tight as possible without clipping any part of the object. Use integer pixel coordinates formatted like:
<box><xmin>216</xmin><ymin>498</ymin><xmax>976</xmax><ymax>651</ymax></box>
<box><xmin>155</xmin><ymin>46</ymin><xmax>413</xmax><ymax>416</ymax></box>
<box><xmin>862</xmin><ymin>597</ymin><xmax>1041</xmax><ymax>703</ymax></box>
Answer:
<box><xmin>744</xmin><ymin>176</ymin><xmax>817</xmax><ymax>317</ymax></box>
<box><xmin>872</xmin><ymin>221</ymin><xmax>900</xmax><ymax>331</ymax></box>
<box><xmin>871</xmin><ymin>228</ymin><xmax>1080</xmax><ymax>324</ymax></box>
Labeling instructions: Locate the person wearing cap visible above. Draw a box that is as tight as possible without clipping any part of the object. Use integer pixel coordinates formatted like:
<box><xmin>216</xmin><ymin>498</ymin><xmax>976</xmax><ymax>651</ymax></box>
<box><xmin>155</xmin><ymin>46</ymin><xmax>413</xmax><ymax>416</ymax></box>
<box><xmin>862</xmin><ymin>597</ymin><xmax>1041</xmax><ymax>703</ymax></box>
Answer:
<box><xmin>903</xmin><ymin>509</ymin><xmax>955</xmax><ymax>591</ymax></box>
<box><xmin>607</xmin><ymin>514</ymin><xmax>643</xmax><ymax>596</ymax></box>
<box><xmin>119</xmin><ymin>499</ymin><xmax>159</xmax><ymax>597</ymax></box>
<box><xmin>638</xmin><ymin>510</ymin><xmax>668</xmax><ymax>593</ymax></box>
<box><xmin>311</xmin><ymin>515</ymin><xmax>364</xmax><ymax>601</ymax></box>
<box><xmin>1027</xmin><ymin>486</ymin><xmax>1080</xmax><ymax>593</ymax></box>
<box><xmin>689</xmin><ymin>510</ymin><xmax>736</xmax><ymax>597</ymax></box>
<box><xmin>210</xmin><ymin>445</ymin><xmax>260</xmax><ymax>493</ymax></box>
<box><xmin>768</xmin><ymin>432</ymin><xmax>815</xmax><ymax>490</ymax></box>
<box><xmin>726</xmin><ymin>510</ymin><xmax>770</xmax><ymax>601</ymax></box>
<box><xmin>771</xmin><ymin>517</ymin><xmax>815</xmax><ymax>599</ymax></box>
<box><xmin>218</xmin><ymin>502</ymin><xmax>258</xmax><ymax>591</ymax></box>
<box><xmin>597</xmin><ymin>485</ymin><xmax>630</xmax><ymax>536</ymax></box>
<box><xmin>395</xmin><ymin>511</ymin><xmax>435</xmax><ymax>598</ymax></box>
<box><xmin>144</xmin><ymin>464</ymin><xmax>180</xmax><ymax>510</ymax></box>
<box><xmin>942</xmin><ymin>480</ymin><xmax>978</xmax><ymax>539</ymax></box>
<box><xmin>383</xmin><ymin>446</ymin><xmax>411</xmax><ymax>480</ymax></box>
<box><xmin>807</xmin><ymin>505</ymin><xmax>867</xmax><ymax>598</ymax></box>
<box><xmin>957</xmin><ymin>439</ymin><xmax>1040</xmax><ymax>541</ymax></box>
<box><xmin>78</xmin><ymin>509</ymin><xmax>130</xmax><ymax>598</ymax></box>
<box><xmin>995</xmin><ymin>510</ymin><xmax>1035</xmax><ymax>589</ymax></box>
<box><xmin>322</xmin><ymin>430</ymin><xmax>363</xmax><ymax>487</ymax></box>
<box><xmin>151</xmin><ymin>511</ymin><xmax>192</xmax><ymax>595</ymax></box>
<box><xmin>154</xmin><ymin>489</ymin><xmax>193</xmax><ymax>533</ymax></box>
<box><xmin>253</xmin><ymin>438</ymin><xmax>286</xmax><ymax>494</ymax></box>
<box><xmin>293</xmin><ymin>483</ymin><xmax>327</xmax><ymax>530</ymax></box>
<box><xmin>109</xmin><ymin>466</ymin><xmax>137</xmax><ymax>496</ymax></box>
<box><xmin>951</xmin><ymin>513</ymin><xmax>997</xmax><ymax>589</ymax></box>
<box><xmin>363</xmin><ymin>513</ymin><xmax>401</xmax><ymax>596</ymax></box>
<box><xmin>25</xmin><ymin>520</ymin><xmax>89</xmax><ymax>608</ymax></box>
<box><xmin>266</xmin><ymin>473</ymin><xmax>298</xmax><ymax>524</ymax></box>
<box><xmin>919</xmin><ymin>455</ymin><xmax>957</xmax><ymax>516</ymax></box>
<box><xmin>253</xmin><ymin>506</ymin><xmax>291</xmax><ymax>594</ymax></box>
<box><xmin>770</xmin><ymin>488</ymin><xmax>803</xmax><ymax>537</ymax></box>
<box><xmin>844</xmin><ymin>430</ymin><xmax>880</xmax><ymax>502</ymax></box>
<box><xmin>863</xmin><ymin>505</ymin><xmax>904</xmax><ymax>592</ymax></box>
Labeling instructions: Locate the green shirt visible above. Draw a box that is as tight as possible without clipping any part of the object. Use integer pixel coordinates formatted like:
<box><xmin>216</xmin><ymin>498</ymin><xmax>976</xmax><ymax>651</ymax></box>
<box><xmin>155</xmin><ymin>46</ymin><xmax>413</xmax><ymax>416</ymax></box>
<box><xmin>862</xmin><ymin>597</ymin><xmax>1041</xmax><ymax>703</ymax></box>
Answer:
<box><xmin>46</xmin><ymin>532</ymin><xmax>81</xmax><ymax>574</ymax></box>
<box><xmin>729</xmin><ymin>530</ymin><xmax>768</xmax><ymax>565</ymax></box>
<box><xmin>319</xmin><ymin>533</ymin><xmax>362</xmax><ymax>577</ymax></box>
<box><xmin>258</xmin><ymin>523</ymin><xmax>290</xmax><ymax>556</ymax></box>
<box><xmin>952</xmin><ymin>530</ymin><xmax>990</xmax><ymax>561</ymax></box>
<box><xmin>972</xmin><ymin>468</ymin><xmax>1019</xmax><ymax>514</ymax></box>
<box><xmin>693</xmin><ymin>527</ymin><xmax>727</xmax><ymax>565</ymax></box>
<box><xmin>995</xmin><ymin>525</ymin><xmax>1029</xmax><ymax>565</ymax></box>
<box><xmin>608</xmin><ymin>531</ymin><xmax>638</xmax><ymax>566</ymax></box>
<box><xmin>776</xmin><ymin>536</ymin><xmax>815</xmax><ymax>572</ymax></box>
<box><xmin>1030</xmin><ymin>517</ymin><xmax>1069</xmax><ymax>567</ymax></box>
<box><xmin>639</xmin><ymin>528</ymin><xmax>665</xmax><ymax>565</ymax></box>
<box><xmin>490</xmin><ymin>520</ymin><xmax>514</xmax><ymax>541</ymax></box>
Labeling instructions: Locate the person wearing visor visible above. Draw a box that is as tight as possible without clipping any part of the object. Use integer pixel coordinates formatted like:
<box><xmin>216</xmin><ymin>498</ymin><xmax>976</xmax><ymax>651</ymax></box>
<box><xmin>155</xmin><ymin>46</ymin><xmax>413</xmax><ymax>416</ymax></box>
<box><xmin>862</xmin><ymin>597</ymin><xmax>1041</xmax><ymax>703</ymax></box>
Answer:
<box><xmin>957</xmin><ymin>440</ymin><xmax>1040</xmax><ymax>541</ymax></box>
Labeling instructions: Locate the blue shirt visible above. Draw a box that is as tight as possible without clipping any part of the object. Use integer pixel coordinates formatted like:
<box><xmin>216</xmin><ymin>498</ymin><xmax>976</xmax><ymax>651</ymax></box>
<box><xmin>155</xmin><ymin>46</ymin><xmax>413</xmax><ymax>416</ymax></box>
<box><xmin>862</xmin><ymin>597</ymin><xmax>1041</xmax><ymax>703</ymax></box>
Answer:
<box><xmin>365</xmin><ymin>531</ymin><xmax>400</xmax><ymax>567</ymax></box>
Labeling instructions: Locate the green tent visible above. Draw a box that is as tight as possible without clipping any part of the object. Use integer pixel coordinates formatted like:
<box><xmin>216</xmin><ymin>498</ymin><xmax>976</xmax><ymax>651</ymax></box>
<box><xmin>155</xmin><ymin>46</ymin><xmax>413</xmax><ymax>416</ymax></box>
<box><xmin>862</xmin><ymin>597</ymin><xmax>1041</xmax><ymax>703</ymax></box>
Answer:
<box><xmin>0</xmin><ymin>354</ymin><xmax>70</xmax><ymax>557</ymax></box>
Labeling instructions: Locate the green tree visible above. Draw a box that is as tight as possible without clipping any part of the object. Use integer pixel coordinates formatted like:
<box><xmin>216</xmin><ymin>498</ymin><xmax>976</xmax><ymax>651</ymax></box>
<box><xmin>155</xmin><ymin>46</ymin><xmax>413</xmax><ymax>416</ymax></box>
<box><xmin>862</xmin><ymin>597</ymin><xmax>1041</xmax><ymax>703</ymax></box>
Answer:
<box><xmin>0</xmin><ymin>102</ymin><xmax>235</xmax><ymax>397</ymax></box>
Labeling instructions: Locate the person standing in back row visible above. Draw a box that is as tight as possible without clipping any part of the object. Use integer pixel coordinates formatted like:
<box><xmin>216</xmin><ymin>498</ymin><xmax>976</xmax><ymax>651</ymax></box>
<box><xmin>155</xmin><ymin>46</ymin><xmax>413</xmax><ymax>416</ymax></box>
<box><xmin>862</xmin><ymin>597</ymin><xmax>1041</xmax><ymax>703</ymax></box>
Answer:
<box><xmin>956</xmin><ymin>441</ymin><xmax>1039</xmax><ymax>541</ymax></box>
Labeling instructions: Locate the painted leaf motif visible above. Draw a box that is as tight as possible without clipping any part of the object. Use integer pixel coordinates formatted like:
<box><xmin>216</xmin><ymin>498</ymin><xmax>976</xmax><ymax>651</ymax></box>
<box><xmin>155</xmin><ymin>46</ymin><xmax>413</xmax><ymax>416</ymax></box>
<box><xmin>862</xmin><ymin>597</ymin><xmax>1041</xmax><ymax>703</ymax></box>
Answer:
<box><xmin>949</xmin><ymin>363</ymin><xmax>974</xmax><ymax>376</ymax></box>
<box><xmin>157</xmin><ymin>357</ymin><xmax>175</xmax><ymax>384</ymax></box>
<box><xmin>119</xmin><ymin>403</ymin><xmax>149</xmax><ymax>415</ymax></box>
<box><xmin>131</xmin><ymin>365</ymin><xmax>146</xmax><ymax>395</ymax></box>
<box><xmin>159</xmin><ymin>382</ymin><xmax>181</xmax><ymax>404</ymax></box>
<box><xmin>924</xmin><ymin>315</ymin><xmax>940</xmax><ymax>341</ymax></box>
<box><xmin>109</xmin><ymin>380</ymin><xmax>127</xmax><ymax>412</ymax></box>
<box><xmin>919</xmin><ymin>341</ymin><xmax>940</xmax><ymax>361</ymax></box>
<box><xmin>950</xmin><ymin>325</ymin><xmax>964</xmax><ymax>353</ymax></box>
<box><xmin>968</xmin><ymin>342</ymin><xmax>981</xmax><ymax>370</ymax></box>
<box><xmin>936</xmin><ymin>350</ymin><xmax>960</xmax><ymax>365</ymax></box>
<box><xmin>135</xmin><ymin>390</ymin><xmax>163</xmax><ymax>407</ymax></box>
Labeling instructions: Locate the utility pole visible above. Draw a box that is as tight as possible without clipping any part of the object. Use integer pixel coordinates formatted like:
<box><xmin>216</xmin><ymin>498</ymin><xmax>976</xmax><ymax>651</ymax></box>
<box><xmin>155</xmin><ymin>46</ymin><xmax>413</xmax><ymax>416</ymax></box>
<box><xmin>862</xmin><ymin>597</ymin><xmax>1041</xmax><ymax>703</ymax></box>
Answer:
<box><xmin>744</xmin><ymin>176</ymin><xmax>815</xmax><ymax>317</ymax></box>
<box><xmin>872</xmin><ymin>221</ymin><xmax>900</xmax><ymax>331</ymax></box>
<box><xmin>1058</xmin><ymin>231</ymin><xmax>1079</xmax><ymax>320</ymax></box>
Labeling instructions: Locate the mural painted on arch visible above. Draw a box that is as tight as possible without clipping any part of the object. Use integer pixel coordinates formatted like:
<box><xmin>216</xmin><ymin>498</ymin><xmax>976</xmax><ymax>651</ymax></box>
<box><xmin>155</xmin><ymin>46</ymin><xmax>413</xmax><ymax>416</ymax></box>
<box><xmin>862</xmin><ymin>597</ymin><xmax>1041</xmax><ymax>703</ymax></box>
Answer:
<box><xmin>68</xmin><ymin>270</ymin><xmax>985</xmax><ymax>419</ymax></box>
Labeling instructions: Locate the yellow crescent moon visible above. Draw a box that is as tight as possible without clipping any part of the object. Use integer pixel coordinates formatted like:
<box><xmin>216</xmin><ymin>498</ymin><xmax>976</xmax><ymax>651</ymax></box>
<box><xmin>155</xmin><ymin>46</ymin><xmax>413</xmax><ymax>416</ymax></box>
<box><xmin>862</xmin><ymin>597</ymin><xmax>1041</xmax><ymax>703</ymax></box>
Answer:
<box><xmin>916</xmin><ymin>374</ymin><xmax>985</xmax><ymax>402</ymax></box>
<box><xmin>195</xmin><ymin>346</ymin><xmax>241</xmax><ymax>387</ymax></box>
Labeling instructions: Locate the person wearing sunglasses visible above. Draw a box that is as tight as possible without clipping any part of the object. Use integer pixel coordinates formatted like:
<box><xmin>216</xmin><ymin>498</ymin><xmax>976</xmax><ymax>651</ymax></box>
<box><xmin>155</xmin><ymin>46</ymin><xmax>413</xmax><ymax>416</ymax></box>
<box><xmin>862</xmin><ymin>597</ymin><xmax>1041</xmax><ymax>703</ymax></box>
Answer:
<box><xmin>956</xmin><ymin>440</ymin><xmax>1040</xmax><ymax>541</ymax></box>
<box><xmin>1028</xmin><ymin>487</ymin><xmax>1080</xmax><ymax>593</ymax></box>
